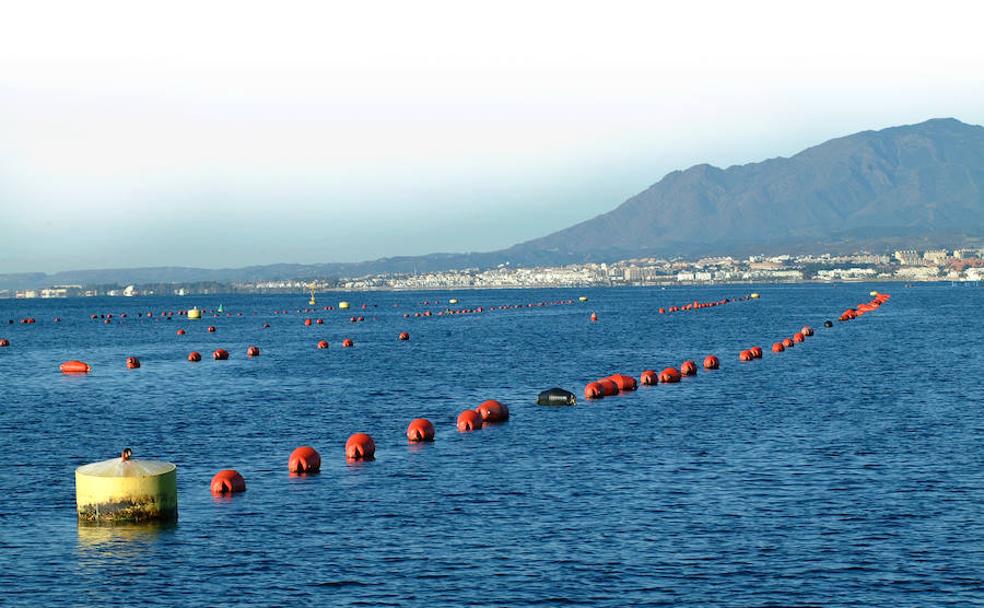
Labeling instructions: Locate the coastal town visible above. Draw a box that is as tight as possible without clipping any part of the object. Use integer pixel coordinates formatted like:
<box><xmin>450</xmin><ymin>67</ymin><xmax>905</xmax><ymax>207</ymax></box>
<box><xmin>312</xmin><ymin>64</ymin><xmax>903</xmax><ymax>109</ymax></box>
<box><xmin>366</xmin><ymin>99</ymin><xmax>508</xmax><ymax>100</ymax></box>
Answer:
<box><xmin>7</xmin><ymin>248</ymin><xmax>984</xmax><ymax>298</ymax></box>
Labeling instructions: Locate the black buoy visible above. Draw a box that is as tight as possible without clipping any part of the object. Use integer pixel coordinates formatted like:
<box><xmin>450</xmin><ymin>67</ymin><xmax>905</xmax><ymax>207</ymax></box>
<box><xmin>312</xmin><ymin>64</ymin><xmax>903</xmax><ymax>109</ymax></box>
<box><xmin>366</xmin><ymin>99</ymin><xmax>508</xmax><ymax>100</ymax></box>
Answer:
<box><xmin>537</xmin><ymin>387</ymin><xmax>576</xmax><ymax>406</ymax></box>
<box><xmin>823</xmin><ymin>320</ymin><xmax>833</xmax><ymax>328</ymax></box>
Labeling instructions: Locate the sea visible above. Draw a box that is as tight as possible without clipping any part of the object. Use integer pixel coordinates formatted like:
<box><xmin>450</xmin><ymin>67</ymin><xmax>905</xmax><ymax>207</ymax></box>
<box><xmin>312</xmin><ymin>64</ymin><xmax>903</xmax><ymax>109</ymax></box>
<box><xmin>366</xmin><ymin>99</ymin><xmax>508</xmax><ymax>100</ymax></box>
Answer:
<box><xmin>1</xmin><ymin>283</ymin><xmax>982</xmax><ymax>607</ymax></box>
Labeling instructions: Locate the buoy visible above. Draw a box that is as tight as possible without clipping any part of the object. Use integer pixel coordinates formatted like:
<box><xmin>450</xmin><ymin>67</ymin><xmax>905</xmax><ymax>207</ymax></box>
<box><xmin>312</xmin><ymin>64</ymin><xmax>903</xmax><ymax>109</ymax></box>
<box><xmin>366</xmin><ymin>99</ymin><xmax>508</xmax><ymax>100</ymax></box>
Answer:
<box><xmin>304</xmin><ymin>318</ymin><xmax>312</xmax><ymax>327</ymax></box>
<box><xmin>316</xmin><ymin>319</ymin><xmax>324</xmax><ymax>325</ymax></box>
<box><xmin>399</xmin><ymin>331</ymin><xmax>410</xmax><ymax>341</ymax></box>
<box><xmin>342</xmin><ymin>338</ymin><xmax>353</xmax><ymax>348</ymax></box>
<box><xmin>578</xmin><ymin>296</ymin><xmax>588</xmax><ymax>302</ymax></box>
<box><xmin>187</xmin><ymin>308</ymin><xmax>201</xmax><ymax>320</ymax></box>
<box><xmin>317</xmin><ymin>340</ymin><xmax>329</xmax><ymax>349</ymax></box>
<box><xmin>176</xmin><ymin>329</ymin><xmax>185</xmax><ymax>336</ymax></box>
<box><xmin>703</xmin><ymin>355</ymin><xmax>719</xmax><ymax>370</ymax></box>
<box><xmin>870</xmin><ymin>290</ymin><xmax>879</xmax><ymax>297</ymax></box>
<box><xmin>680</xmin><ymin>360</ymin><xmax>698</xmax><ymax>376</ymax></box>
<box><xmin>126</xmin><ymin>356</ymin><xmax>141</xmax><ymax>369</ymax></box>
<box><xmin>640</xmin><ymin>370</ymin><xmax>659</xmax><ymax>386</ymax></box>
<box><xmin>212</xmin><ymin>348</ymin><xmax>229</xmax><ymax>360</ymax></box>
<box><xmin>605</xmin><ymin>374</ymin><xmax>636</xmax><ymax>392</ymax></box>
<box><xmin>75</xmin><ymin>448</ymin><xmax>177</xmax><ymax>524</ymax></box>
<box><xmin>590</xmin><ymin>312</ymin><xmax>598</xmax><ymax>322</ymax></box>
<box><xmin>739</xmin><ymin>350</ymin><xmax>754</xmax><ymax>362</ymax></box>
<box><xmin>597</xmin><ymin>378</ymin><xmax>620</xmax><ymax>396</ymax></box>
<box><xmin>456</xmin><ymin>410</ymin><xmax>483</xmax><ymax>431</ymax></box>
<box><xmin>246</xmin><ymin>345</ymin><xmax>260</xmax><ymax>357</ymax></box>
<box><xmin>449</xmin><ymin>298</ymin><xmax>459</xmax><ymax>305</ymax></box>
<box><xmin>338</xmin><ymin>301</ymin><xmax>350</xmax><ymax>310</ymax></box>
<box><xmin>207</xmin><ymin>326</ymin><xmax>216</xmax><ymax>333</ymax></box>
<box><xmin>210</xmin><ymin>470</ymin><xmax>246</xmax><ymax>495</ymax></box>
<box><xmin>187</xmin><ymin>351</ymin><xmax>202</xmax><ymax>362</ymax></box>
<box><xmin>782</xmin><ymin>338</ymin><xmax>794</xmax><ymax>348</ymax></box>
<box><xmin>406</xmin><ymin>418</ymin><xmax>435</xmax><ymax>442</ymax></box>
<box><xmin>0</xmin><ymin>338</ymin><xmax>9</xmax><ymax>347</ymax></box>
<box><xmin>792</xmin><ymin>332</ymin><xmax>805</xmax><ymax>343</ymax></box>
<box><xmin>60</xmin><ymin>360</ymin><xmax>91</xmax><ymax>374</ymax></box>
<box><xmin>476</xmin><ymin>399</ymin><xmax>509</xmax><ymax>423</ymax></box>
<box><xmin>263</xmin><ymin>322</ymin><xmax>271</xmax><ymax>328</ymax></box>
<box><xmin>750</xmin><ymin>346</ymin><xmax>763</xmax><ymax>359</ymax></box>
<box><xmin>345</xmin><ymin>433</ymin><xmax>376</xmax><ymax>460</ymax></box>
<box><xmin>288</xmin><ymin>446</ymin><xmax>321</xmax><ymax>473</ymax></box>
<box><xmin>750</xmin><ymin>293</ymin><xmax>760</xmax><ymax>299</ymax></box>
<box><xmin>771</xmin><ymin>342</ymin><xmax>785</xmax><ymax>353</ymax></box>
<box><xmin>584</xmin><ymin>382</ymin><xmax>605</xmax><ymax>399</ymax></box>
<box><xmin>823</xmin><ymin>320</ymin><xmax>833</xmax><ymax>328</ymax></box>
<box><xmin>801</xmin><ymin>326</ymin><xmax>814</xmax><ymax>336</ymax></box>
<box><xmin>537</xmin><ymin>387</ymin><xmax>576</xmax><ymax>406</ymax></box>
<box><xmin>659</xmin><ymin>367</ymin><xmax>681</xmax><ymax>383</ymax></box>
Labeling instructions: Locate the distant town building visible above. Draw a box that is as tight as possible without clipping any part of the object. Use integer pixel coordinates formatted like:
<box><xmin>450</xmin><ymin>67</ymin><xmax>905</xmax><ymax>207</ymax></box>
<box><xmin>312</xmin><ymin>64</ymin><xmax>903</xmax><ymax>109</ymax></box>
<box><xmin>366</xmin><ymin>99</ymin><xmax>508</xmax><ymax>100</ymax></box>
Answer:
<box><xmin>893</xmin><ymin>249</ymin><xmax>922</xmax><ymax>265</ymax></box>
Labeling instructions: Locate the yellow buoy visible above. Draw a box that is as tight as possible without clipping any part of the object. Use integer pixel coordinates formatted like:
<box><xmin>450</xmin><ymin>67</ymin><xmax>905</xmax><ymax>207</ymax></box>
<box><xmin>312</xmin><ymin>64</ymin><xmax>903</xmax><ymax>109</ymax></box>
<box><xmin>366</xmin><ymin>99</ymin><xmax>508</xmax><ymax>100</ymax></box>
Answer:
<box><xmin>75</xmin><ymin>448</ymin><xmax>177</xmax><ymax>524</ymax></box>
<box><xmin>750</xmin><ymin>293</ymin><xmax>760</xmax><ymax>299</ymax></box>
<box><xmin>338</xmin><ymin>301</ymin><xmax>350</xmax><ymax>310</ymax></box>
<box><xmin>449</xmin><ymin>298</ymin><xmax>458</xmax><ymax>305</ymax></box>
<box><xmin>187</xmin><ymin>308</ymin><xmax>201</xmax><ymax>320</ymax></box>
<box><xmin>870</xmin><ymin>290</ymin><xmax>879</xmax><ymax>297</ymax></box>
<box><xmin>578</xmin><ymin>296</ymin><xmax>588</xmax><ymax>302</ymax></box>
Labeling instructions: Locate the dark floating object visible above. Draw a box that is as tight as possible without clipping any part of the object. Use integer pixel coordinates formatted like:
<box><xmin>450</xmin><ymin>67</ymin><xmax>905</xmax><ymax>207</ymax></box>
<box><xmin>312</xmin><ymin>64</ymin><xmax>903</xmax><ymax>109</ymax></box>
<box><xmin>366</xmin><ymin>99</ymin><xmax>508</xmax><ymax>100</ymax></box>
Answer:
<box><xmin>823</xmin><ymin>320</ymin><xmax>833</xmax><ymax>328</ymax></box>
<box><xmin>537</xmin><ymin>387</ymin><xmax>576</xmax><ymax>406</ymax></box>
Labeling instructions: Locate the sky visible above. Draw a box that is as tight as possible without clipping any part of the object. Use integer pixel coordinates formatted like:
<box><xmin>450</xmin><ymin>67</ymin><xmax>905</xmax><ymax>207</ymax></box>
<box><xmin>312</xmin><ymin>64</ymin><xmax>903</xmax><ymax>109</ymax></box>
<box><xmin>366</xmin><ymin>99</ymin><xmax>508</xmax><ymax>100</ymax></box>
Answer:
<box><xmin>1</xmin><ymin>0</ymin><xmax>983</xmax><ymax>274</ymax></box>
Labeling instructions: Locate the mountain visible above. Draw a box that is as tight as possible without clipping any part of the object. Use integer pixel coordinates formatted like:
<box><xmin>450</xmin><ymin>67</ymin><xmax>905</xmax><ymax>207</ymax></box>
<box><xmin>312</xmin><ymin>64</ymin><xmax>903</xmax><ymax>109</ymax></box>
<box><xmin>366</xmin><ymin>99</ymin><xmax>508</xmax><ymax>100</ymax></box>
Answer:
<box><xmin>3</xmin><ymin>118</ymin><xmax>983</xmax><ymax>289</ymax></box>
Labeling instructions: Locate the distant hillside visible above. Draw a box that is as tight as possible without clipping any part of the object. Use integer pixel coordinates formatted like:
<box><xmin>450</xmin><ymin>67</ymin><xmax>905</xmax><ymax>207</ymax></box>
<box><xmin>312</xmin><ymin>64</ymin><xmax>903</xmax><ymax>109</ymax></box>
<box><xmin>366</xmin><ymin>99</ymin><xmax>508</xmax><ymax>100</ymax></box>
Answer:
<box><xmin>3</xmin><ymin>118</ymin><xmax>983</xmax><ymax>290</ymax></box>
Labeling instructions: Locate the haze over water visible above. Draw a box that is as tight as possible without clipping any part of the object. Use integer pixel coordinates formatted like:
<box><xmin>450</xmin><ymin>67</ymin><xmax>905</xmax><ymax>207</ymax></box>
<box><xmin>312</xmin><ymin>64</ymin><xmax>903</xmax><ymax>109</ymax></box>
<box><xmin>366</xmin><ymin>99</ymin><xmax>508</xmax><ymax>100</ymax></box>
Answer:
<box><xmin>1</xmin><ymin>284</ymin><xmax>982</xmax><ymax>606</ymax></box>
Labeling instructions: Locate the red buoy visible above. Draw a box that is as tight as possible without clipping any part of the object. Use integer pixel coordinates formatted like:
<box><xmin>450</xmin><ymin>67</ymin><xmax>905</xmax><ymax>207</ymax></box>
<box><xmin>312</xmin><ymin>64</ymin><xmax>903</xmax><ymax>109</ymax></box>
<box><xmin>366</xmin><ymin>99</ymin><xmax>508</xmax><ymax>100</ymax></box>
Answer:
<box><xmin>406</xmin><ymin>418</ymin><xmax>435</xmax><ymax>442</ymax></box>
<box><xmin>126</xmin><ymin>356</ymin><xmax>141</xmax><ymax>369</ymax></box>
<box><xmin>750</xmin><ymin>346</ymin><xmax>763</xmax><ymax>359</ymax></box>
<box><xmin>476</xmin><ymin>399</ymin><xmax>509</xmax><ymax>423</ymax></box>
<box><xmin>801</xmin><ymin>326</ymin><xmax>814</xmax><ymax>336</ymax></box>
<box><xmin>608</xmin><ymin>374</ymin><xmax>638</xmax><ymax>391</ymax></box>
<box><xmin>739</xmin><ymin>350</ymin><xmax>754</xmax><ymax>362</ymax></box>
<box><xmin>597</xmin><ymin>378</ymin><xmax>619</xmax><ymax>396</ymax></box>
<box><xmin>342</xmin><ymin>338</ymin><xmax>354</xmax><ymax>348</ymax></box>
<box><xmin>60</xmin><ymin>360</ymin><xmax>91</xmax><ymax>374</ymax></box>
<box><xmin>771</xmin><ymin>342</ymin><xmax>785</xmax><ymax>353</ymax></box>
<box><xmin>457</xmin><ymin>409</ymin><xmax>483</xmax><ymax>431</ymax></box>
<box><xmin>316</xmin><ymin>319</ymin><xmax>324</xmax><ymax>325</ymax></box>
<box><xmin>792</xmin><ymin>332</ymin><xmax>805</xmax><ymax>343</ymax></box>
<box><xmin>703</xmin><ymin>355</ymin><xmax>719</xmax><ymax>370</ymax></box>
<box><xmin>0</xmin><ymin>338</ymin><xmax>9</xmax><ymax>347</ymax></box>
<box><xmin>213</xmin><ymin>348</ymin><xmax>229</xmax><ymax>360</ymax></box>
<box><xmin>288</xmin><ymin>446</ymin><xmax>321</xmax><ymax>473</ymax></box>
<box><xmin>210</xmin><ymin>469</ymin><xmax>246</xmax><ymax>495</ymax></box>
<box><xmin>345</xmin><ymin>433</ymin><xmax>376</xmax><ymax>460</ymax></box>
<box><xmin>782</xmin><ymin>338</ymin><xmax>794</xmax><ymax>348</ymax></box>
<box><xmin>640</xmin><ymin>370</ymin><xmax>659</xmax><ymax>386</ymax></box>
<box><xmin>584</xmin><ymin>382</ymin><xmax>606</xmax><ymax>399</ymax></box>
<box><xmin>590</xmin><ymin>312</ymin><xmax>598</xmax><ymax>322</ymax></box>
<box><xmin>680</xmin><ymin>360</ymin><xmax>697</xmax><ymax>376</ymax></box>
<box><xmin>317</xmin><ymin>340</ymin><xmax>329</xmax><ymax>349</ymax></box>
<box><xmin>304</xmin><ymin>319</ymin><xmax>312</xmax><ymax>326</ymax></box>
<box><xmin>659</xmin><ymin>367</ymin><xmax>681</xmax><ymax>383</ymax></box>
<box><xmin>188</xmin><ymin>351</ymin><xmax>202</xmax><ymax>362</ymax></box>
<box><xmin>246</xmin><ymin>345</ymin><xmax>260</xmax><ymax>357</ymax></box>
<box><xmin>399</xmin><ymin>331</ymin><xmax>410</xmax><ymax>341</ymax></box>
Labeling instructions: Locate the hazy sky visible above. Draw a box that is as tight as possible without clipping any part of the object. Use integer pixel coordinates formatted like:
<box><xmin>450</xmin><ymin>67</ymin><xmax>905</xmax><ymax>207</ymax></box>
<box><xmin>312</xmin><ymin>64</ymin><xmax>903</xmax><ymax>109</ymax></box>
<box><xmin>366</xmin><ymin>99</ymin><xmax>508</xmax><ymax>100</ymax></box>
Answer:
<box><xmin>2</xmin><ymin>0</ymin><xmax>983</xmax><ymax>273</ymax></box>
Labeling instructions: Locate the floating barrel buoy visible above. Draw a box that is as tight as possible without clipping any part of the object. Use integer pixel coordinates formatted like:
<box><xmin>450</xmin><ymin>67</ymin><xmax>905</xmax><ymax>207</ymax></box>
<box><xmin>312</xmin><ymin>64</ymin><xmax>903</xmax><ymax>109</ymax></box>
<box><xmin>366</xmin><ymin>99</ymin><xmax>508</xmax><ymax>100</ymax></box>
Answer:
<box><xmin>590</xmin><ymin>312</ymin><xmax>598</xmax><ymax>322</ymax></box>
<box><xmin>771</xmin><ymin>342</ymin><xmax>785</xmax><ymax>353</ymax></box>
<box><xmin>659</xmin><ymin>367</ymin><xmax>681</xmax><ymax>383</ymax></box>
<box><xmin>792</xmin><ymin>332</ymin><xmax>805</xmax><ymax>344</ymax></box>
<box><xmin>0</xmin><ymin>338</ymin><xmax>8</xmax><ymax>347</ymax></box>
<box><xmin>703</xmin><ymin>355</ymin><xmax>719</xmax><ymax>370</ymax></box>
<box><xmin>338</xmin><ymin>301</ymin><xmax>350</xmax><ymax>310</ymax></box>
<box><xmin>750</xmin><ymin>346</ymin><xmax>763</xmax><ymax>359</ymax></box>
<box><xmin>288</xmin><ymin>446</ymin><xmax>321</xmax><ymax>473</ymax></box>
<box><xmin>640</xmin><ymin>370</ymin><xmax>659</xmax><ymax>385</ymax></box>
<box><xmin>207</xmin><ymin>326</ymin><xmax>216</xmax><ymax>333</ymax></box>
<box><xmin>782</xmin><ymin>338</ymin><xmax>794</xmax><ymax>348</ymax></box>
<box><xmin>597</xmin><ymin>378</ymin><xmax>619</xmax><ymax>396</ymax></box>
<box><xmin>399</xmin><ymin>331</ymin><xmax>410</xmax><ymax>341</ymax></box>
<box><xmin>578</xmin><ymin>296</ymin><xmax>588</xmax><ymax>302</ymax></box>
<box><xmin>210</xmin><ymin>470</ymin><xmax>246</xmax><ymax>495</ymax></box>
<box><xmin>342</xmin><ymin>338</ymin><xmax>353</xmax><ymax>348</ymax></box>
<box><xmin>317</xmin><ymin>340</ymin><xmax>329</xmax><ymax>349</ymax></box>
<box><xmin>345</xmin><ymin>433</ymin><xmax>376</xmax><ymax>460</ymax></box>
<box><xmin>126</xmin><ymin>357</ymin><xmax>141</xmax><ymax>369</ymax></box>
<box><xmin>584</xmin><ymin>382</ymin><xmax>605</xmax><ymax>399</ymax></box>
<box><xmin>456</xmin><ymin>410</ymin><xmax>483</xmax><ymax>431</ymax></box>
<box><xmin>609</xmin><ymin>374</ymin><xmax>637</xmax><ymax>391</ymax></box>
<box><xmin>246</xmin><ymin>345</ymin><xmax>260</xmax><ymax>357</ymax></box>
<box><xmin>75</xmin><ymin>448</ymin><xmax>177</xmax><ymax>524</ymax></box>
<box><xmin>823</xmin><ymin>320</ymin><xmax>833</xmax><ymax>328</ymax></box>
<box><xmin>476</xmin><ymin>399</ymin><xmax>509</xmax><ymax>423</ymax></box>
<box><xmin>406</xmin><ymin>418</ymin><xmax>435</xmax><ymax>442</ymax></box>
<box><xmin>212</xmin><ymin>348</ymin><xmax>229</xmax><ymax>360</ymax></box>
<box><xmin>176</xmin><ymin>329</ymin><xmax>185</xmax><ymax>335</ymax></box>
<box><xmin>60</xmin><ymin>360</ymin><xmax>91</xmax><ymax>374</ymax></box>
<box><xmin>739</xmin><ymin>350</ymin><xmax>754</xmax><ymax>362</ymax></box>
<box><xmin>680</xmin><ymin>360</ymin><xmax>697</xmax><ymax>376</ymax></box>
<box><xmin>187</xmin><ymin>308</ymin><xmax>201</xmax><ymax>320</ymax></box>
<box><xmin>801</xmin><ymin>326</ymin><xmax>814</xmax><ymax>336</ymax></box>
<box><xmin>537</xmin><ymin>387</ymin><xmax>576</xmax><ymax>406</ymax></box>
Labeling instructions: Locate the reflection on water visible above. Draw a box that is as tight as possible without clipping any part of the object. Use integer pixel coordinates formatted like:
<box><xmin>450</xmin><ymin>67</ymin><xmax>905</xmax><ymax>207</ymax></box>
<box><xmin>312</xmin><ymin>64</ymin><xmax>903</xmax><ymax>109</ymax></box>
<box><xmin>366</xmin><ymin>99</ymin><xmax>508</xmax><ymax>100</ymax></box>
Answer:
<box><xmin>76</xmin><ymin>522</ymin><xmax>177</xmax><ymax>558</ymax></box>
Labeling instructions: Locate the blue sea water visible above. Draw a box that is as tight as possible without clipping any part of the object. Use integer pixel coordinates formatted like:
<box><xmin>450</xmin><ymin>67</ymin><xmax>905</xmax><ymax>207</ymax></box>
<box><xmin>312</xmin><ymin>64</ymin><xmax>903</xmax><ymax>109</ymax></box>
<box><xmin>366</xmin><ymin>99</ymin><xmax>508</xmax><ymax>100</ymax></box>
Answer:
<box><xmin>0</xmin><ymin>284</ymin><xmax>982</xmax><ymax>607</ymax></box>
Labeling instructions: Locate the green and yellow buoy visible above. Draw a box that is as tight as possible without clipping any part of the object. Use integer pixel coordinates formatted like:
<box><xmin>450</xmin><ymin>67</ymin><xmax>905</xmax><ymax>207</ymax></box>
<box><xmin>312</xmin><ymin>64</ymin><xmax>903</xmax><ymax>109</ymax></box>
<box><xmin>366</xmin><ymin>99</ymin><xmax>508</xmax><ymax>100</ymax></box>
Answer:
<box><xmin>187</xmin><ymin>307</ymin><xmax>201</xmax><ymax>320</ymax></box>
<box><xmin>870</xmin><ymin>290</ymin><xmax>879</xmax><ymax>297</ymax></box>
<box><xmin>75</xmin><ymin>448</ymin><xmax>177</xmax><ymax>524</ymax></box>
<box><xmin>750</xmin><ymin>293</ymin><xmax>760</xmax><ymax>299</ymax></box>
<box><xmin>449</xmin><ymin>298</ymin><xmax>458</xmax><ymax>305</ymax></box>
<box><xmin>578</xmin><ymin>296</ymin><xmax>588</xmax><ymax>302</ymax></box>
<box><xmin>338</xmin><ymin>301</ymin><xmax>350</xmax><ymax>310</ymax></box>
